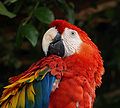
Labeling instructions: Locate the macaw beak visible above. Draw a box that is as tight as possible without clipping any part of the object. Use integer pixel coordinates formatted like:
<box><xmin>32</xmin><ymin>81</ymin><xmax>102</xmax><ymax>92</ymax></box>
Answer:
<box><xmin>47</xmin><ymin>32</ymin><xmax>65</xmax><ymax>57</ymax></box>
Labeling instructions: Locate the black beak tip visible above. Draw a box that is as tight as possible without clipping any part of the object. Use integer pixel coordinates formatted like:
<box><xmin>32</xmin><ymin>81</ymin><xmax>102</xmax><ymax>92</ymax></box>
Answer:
<box><xmin>47</xmin><ymin>33</ymin><xmax>65</xmax><ymax>57</ymax></box>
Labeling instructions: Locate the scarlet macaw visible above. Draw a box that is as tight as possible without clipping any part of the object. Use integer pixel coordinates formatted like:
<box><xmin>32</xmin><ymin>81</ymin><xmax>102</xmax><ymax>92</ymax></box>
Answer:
<box><xmin>0</xmin><ymin>20</ymin><xmax>104</xmax><ymax>108</ymax></box>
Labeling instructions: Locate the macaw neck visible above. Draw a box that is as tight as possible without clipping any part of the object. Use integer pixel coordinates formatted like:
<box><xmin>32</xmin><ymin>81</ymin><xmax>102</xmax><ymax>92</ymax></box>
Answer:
<box><xmin>63</xmin><ymin>43</ymin><xmax>104</xmax><ymax>87</ymax></box>
<box><xmin>63</xmin><ymin>43</ymin><xmax>98</xmax><ymax>72</ymax></box>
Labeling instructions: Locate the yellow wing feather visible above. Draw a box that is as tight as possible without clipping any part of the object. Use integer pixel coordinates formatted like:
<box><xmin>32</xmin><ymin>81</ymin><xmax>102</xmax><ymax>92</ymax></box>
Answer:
<box><xmin>9</xmin><ymin>91</ymin><xmax>20</xmax><ymax>108</ymax></box>
<box><xmin>27</xmin><ymin>83</ymin><xmax>35</xmax><ymax>105</ymax></box>
<box><xmin>1</xmin><ymin>100</ymin><xmax>8</xmax><ymax>108</ymax></box>
<box><xmin>16</xmin><ymin>86</ymin><xmax>26</xmax><ymax>108</ymax></box>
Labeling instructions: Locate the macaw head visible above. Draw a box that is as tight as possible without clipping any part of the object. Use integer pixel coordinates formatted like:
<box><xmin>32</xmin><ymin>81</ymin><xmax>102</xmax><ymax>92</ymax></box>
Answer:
<box><xmin>42</xmin><ymin>20</ymin><xmax>104</xmax><ymax>86</ymax></box>
<box><xmin>42</xmin><ymin>19</ymin><xmax>99</xmax><ymax>57</ymax></box>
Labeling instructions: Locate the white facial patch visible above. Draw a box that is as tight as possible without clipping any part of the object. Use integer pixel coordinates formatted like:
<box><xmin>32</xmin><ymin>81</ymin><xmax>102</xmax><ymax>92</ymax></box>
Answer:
<box><xmin>42</xmin><ymin>27</ymin><xmax>58</xmax><ymax>55</ymax></box>
<box><xmin>62</xmin><ymin>28</ymin><xmax>83</xmax><ymax>57</ymax></box>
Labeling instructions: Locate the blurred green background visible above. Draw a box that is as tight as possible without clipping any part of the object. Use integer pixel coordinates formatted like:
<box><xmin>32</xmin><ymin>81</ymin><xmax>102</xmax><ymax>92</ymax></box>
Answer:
<box><xmin>0</xmin><ymin>0</ymin><xmax>120</xmax><ymax>107</ymax></box>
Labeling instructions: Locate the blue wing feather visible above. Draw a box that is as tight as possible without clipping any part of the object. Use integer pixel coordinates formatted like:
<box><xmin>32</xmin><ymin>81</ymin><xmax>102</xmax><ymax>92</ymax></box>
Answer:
<box><xmin>25</xmin><ymin>88</ymin><xmax>35</xmax><ymax>108</ymax></box>
<box><xmin>33</xmin><ymin>79</ymin><xmax>43</xmax><ymax>108</ymax></box>
<box><xmin>33</xmin><ymin>73</ymin><xmax>55</xmax><ymax>108</ymax></box>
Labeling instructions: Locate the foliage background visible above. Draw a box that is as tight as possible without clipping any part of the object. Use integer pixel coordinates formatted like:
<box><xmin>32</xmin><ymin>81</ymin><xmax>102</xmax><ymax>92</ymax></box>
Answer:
<box><xmin>0</xmin><ymin>0</ymin><xmax>120</xmax><ymax>107</ymax></box>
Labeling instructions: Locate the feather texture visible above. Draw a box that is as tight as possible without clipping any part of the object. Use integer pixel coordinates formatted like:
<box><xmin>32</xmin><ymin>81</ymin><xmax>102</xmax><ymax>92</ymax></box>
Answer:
<box><xmin>0</xmin><ymin>55</ymin><xmax>65</xmax><ymax>108</ymax></box>
<box><xmin>26</xmin><ymin>83</ymin><xmax>35</xmax><ymax>108</ymax></box>
<box><xmin>17</xmin><ymin>86</ymin><xmax>26</xmax><ymax>108</ymax></box>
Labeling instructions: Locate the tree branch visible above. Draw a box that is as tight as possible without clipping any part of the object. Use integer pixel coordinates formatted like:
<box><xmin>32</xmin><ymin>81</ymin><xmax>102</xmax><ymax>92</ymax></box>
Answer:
<box><xmin>76</xmin><ymin>0</ymin><xmax>119</xmax><ymax>21</ymax></box>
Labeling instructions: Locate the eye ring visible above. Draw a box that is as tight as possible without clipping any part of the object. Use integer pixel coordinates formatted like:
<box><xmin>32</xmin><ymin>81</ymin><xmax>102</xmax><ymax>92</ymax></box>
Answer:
<box><xmin>71</xmin><ymin>31</ymin><xmax>75</xmax><ymax>35</ymax></box>
<box><xmin>70</xmin><ymin>31</ymin><xmax>76</xmax><ymax>38</ymax></box>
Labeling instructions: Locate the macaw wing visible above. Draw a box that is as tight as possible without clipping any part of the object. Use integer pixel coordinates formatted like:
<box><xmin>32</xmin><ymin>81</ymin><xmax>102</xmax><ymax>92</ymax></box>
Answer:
<box><xmin>0</xmin><ymin>66</ymin><xmax>55</xmax><ymax>108</ymax></box>
<box><xmin>0</xmin><ymin>55</ymin><xmax>65</xmax><ymax>108</ymax></box>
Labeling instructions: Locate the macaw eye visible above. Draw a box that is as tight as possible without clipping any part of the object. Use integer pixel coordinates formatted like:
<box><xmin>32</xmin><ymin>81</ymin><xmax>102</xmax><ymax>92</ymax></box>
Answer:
<box><xmin>70</xmin><ymin>31</ymin><xmax>76</xmax><ymax>38</ymax></box>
